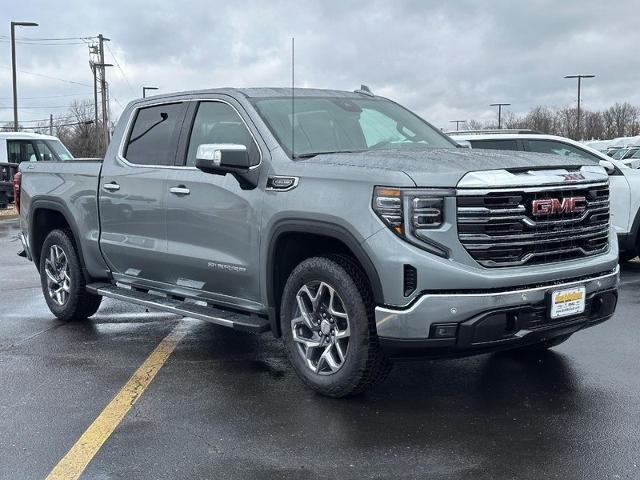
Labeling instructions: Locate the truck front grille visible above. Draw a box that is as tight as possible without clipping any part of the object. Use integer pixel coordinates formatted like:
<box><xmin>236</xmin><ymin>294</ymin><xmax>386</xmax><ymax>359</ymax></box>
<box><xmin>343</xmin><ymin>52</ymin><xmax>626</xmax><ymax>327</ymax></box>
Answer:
<box><xmin>457</xmin><ymin>182</ymin><xmax>610</xmax><ymax>267</ymax></box>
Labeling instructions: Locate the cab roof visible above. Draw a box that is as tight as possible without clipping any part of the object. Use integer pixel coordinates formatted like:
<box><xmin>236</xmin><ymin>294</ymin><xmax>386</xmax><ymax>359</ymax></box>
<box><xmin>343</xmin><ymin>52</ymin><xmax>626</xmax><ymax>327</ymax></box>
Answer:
<box><xmin>0</xmin><ymin>131</ymin><xmax>61</xmax><ymax>141</ymax></box>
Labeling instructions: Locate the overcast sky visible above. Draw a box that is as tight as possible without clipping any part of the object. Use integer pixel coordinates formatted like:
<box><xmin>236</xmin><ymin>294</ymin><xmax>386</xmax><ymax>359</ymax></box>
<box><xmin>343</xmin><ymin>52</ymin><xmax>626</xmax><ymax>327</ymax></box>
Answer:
<box><xmin>2</xmin><ymin>0</ymin><xmax>639</xmax><ymax>130</ymax></box>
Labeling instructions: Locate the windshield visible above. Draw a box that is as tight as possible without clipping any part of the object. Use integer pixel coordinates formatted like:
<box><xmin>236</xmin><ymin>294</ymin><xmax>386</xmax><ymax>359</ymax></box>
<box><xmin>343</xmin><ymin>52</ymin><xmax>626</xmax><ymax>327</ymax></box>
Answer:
<box><xmin>612</xmin><ymin>148</ymin><xmax>628</xmax><ymax>160</ymax></box>
<box><xmin>44</xmin><ymin>139</ymin><xmax>73</xmax><ymax>161</ymax></box>
<box><xmin>622</xmin><ymin>147</ymin><xmax>640</xmax><ymax>159</ymax></box>
<box><xmin>251</xmin><ymin>96</ymin><xmax>456</xmax><ymax>158</ymax></box>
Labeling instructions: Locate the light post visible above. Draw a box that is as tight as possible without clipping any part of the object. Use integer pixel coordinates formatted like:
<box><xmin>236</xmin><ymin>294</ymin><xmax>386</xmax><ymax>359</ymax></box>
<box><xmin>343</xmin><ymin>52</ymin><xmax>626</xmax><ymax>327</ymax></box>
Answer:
<box><xmin>564</xmin><ymin>74</ymin><xmax>595</xmax><ymax>140</ymax></box>
<box><xmin>142</xmin><ymin>86</ymin><xmax>159</xmax><ymax>98</ymax></box>
<box><xmin>10</xmin><ymin>21</ymin><xmax>39</xmax><ymax>131</ymax></box>
<box><xmin>490</xmin><ymin>103</ymin><xmax>511</xmax><ymax>129</ymax></box>
<box><xmin>450</xmin><ymin>120</ymin><xmax>465</xmax><ymax>131</ymax></box>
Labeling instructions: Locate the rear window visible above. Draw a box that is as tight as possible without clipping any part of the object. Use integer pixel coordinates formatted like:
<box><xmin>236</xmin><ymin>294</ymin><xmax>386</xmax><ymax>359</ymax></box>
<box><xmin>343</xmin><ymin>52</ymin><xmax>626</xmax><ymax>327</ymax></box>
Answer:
<box><xmin>469</xmin><ymin>139</ymin><xmax>519</xmax><ymax>151</ymax></box>
<box><xmin>124</xmin><ymin>103</ymin><xmax>185</xmax><ymax>166</ymax></box>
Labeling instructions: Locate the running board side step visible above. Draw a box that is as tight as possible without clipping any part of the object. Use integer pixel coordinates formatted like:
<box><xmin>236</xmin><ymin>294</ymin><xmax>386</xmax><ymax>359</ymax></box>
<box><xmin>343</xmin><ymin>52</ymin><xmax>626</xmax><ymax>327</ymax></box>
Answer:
<box><xmin>86</xmin><ymin>283</ymin><xmax>270</xmax><ymax>333</ymax></box>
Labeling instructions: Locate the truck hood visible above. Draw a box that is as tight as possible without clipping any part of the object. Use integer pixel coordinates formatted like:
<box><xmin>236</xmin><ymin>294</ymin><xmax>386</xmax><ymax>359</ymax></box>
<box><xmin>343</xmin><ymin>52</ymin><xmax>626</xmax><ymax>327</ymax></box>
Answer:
<box><xmin>304</xmin><ymin>147</ymin><xmax>600</xmax><ymax>187</ymax></box>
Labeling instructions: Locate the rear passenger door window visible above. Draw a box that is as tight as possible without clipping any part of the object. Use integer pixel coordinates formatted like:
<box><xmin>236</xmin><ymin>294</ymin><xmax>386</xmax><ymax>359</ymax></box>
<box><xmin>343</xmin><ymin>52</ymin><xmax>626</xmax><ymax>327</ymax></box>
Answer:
<box><xmin>124</xmin><ymin>103</ymin><xmax>186</xmax><ymax>166</ymax></box>
<box><xmin>6</xmin><ymin>140</ymin><xmax>37</xmax><ymax>163</ymax></box>
<box><xmin>469</xmin><ymin>139</ymin><xmax>520</xmax><ymax>151</ymax></box>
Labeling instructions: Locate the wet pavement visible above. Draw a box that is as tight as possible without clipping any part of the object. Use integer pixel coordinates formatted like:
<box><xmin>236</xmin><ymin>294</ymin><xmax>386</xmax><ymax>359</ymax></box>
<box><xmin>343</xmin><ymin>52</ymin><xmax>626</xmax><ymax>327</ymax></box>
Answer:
<box><xmin>0</xmin><ymin>217</ymin><xmax>639</xmax><ymax>479</ymax></box>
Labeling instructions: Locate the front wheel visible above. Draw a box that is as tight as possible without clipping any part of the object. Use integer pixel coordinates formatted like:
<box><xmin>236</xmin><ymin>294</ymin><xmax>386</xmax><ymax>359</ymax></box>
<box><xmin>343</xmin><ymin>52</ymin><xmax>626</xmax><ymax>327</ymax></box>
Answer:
<box><xmin>39</xmin><ymin>229</ymin><xmax>102</xmax><ymax>321</ymax></box>
<box><xmin>280</xmin><ymin>255</ymin><xmax>391</xmax><ymax>397</ymax></box>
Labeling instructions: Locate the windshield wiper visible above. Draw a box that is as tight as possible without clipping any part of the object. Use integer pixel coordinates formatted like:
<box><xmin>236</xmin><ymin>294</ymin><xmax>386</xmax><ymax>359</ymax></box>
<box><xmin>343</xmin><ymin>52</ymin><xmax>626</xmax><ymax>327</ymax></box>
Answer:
<box><xmin>293</xmin><ymin>150</ymin><xmax>363</xmax><ymax>159</ymax></box>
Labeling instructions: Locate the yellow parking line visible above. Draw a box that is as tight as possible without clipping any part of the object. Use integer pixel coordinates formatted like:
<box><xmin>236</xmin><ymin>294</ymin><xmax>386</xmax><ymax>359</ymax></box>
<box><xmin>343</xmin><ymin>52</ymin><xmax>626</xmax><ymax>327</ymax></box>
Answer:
<box><xmin>46</xmin><ymin>320</ymin><xmax>189</xmax><ymax>480</ymax></box>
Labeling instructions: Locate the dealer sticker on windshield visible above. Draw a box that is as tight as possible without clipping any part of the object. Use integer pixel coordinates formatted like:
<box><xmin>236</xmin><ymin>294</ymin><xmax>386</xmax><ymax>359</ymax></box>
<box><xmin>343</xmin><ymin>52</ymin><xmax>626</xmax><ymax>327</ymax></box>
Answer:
<box><xmin>550</xmin><ymin>286</ymin><xmax>586</xmax><ymax>319</ymax></box>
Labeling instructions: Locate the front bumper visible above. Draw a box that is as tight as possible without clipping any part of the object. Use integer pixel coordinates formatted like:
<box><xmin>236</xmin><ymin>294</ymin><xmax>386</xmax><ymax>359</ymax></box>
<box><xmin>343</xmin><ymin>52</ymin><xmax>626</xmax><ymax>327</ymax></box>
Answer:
<box><xmin>376</xmin><ymin>266</ymin><xmax>619</xmax><ymax>359</ymax></box>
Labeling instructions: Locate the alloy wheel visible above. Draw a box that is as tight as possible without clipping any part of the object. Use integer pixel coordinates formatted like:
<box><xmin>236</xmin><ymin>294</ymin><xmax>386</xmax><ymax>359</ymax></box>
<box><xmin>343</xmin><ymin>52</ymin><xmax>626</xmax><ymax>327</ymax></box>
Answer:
<box><xmin>44</xmin><ymin>244</ymin><xmax>71</xmax><ymax>306</ymax></box>
<box><xmin>291</xmin><ymin>281</ymin><xmax>351</xmax><ymax>375</ymax></box>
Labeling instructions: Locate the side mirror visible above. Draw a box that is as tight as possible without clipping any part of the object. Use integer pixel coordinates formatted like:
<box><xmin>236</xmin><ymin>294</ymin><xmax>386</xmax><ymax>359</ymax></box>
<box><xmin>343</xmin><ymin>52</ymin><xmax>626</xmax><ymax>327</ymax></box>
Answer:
<box><xmin>195</xmin><ymin>144</ymin><xmax>258</xmax><ymax>189</ymax></box>
<box><xmin>456</xmin><ymin>140</ymin><xmax>472</xmax><ymax>149</ymax></box>
<box><xmin>599</xmin><ymin>159</ymin><xmax>616</xmax><ymax>175</ymax></box>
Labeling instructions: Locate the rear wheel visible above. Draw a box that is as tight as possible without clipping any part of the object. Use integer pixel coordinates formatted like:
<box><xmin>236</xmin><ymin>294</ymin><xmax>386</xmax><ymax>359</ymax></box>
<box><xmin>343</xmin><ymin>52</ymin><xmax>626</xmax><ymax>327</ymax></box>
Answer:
<box><xmin>280</xmin><ymin>255</ymin><xmax>391</xmax><ymax>397</ymax></box>
<box><xmin>39</xmin><ymin>229</ymin><xmax>102</xmax><ymax>321</ymax></box>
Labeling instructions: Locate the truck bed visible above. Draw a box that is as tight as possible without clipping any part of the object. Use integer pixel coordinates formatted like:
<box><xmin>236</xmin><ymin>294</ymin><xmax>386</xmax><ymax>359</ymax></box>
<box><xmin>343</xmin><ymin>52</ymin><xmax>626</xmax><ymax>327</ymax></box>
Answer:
<box><xmin>19</xmin><ymin>159</ymin><xmax>109</xmax><ymax>278</ymax></box>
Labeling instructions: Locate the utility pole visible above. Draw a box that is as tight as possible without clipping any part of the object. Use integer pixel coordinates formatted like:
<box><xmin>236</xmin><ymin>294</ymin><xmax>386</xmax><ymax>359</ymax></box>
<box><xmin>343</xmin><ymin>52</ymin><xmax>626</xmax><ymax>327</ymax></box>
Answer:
<box><xmin>10</xmin><ymin>21</ymin><xmax>39</xmax><ymax>131</ymax></box>
<box><xmin>564</xmin><ymin>74</ymin><xmax>595</xmax><ymax>140</ymax></box>
<box><xmin>90</xmin><ymin>60</ymin><xmax>100</xmax><ymax>153</ymax></box>
<box><xmin>490</xmin><ymin>103</ymin><xmax>511</xmax><ymax>129</ymax></box>
<box><xmin>449</xmin><ymin>120</ymin><xmax>465</xmax><ymax>131</ymax></box>
<box><xmin>98</xmin><ymin>34</ymin><xmax>111</xmax><ymax>147</ymax></box>
<box><xmin>49</xmin><ymin>114</ymin><xmax>53</xmax><ymax>136</ymax></box>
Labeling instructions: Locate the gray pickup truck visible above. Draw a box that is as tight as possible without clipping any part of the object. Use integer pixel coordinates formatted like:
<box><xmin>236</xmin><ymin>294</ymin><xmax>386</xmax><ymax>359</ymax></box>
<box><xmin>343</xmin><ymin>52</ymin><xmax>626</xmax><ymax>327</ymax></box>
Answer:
<box><xmin>16</xmin><ymin>87</ymin><xmax>619</xmax><ymax>397</ymax></box>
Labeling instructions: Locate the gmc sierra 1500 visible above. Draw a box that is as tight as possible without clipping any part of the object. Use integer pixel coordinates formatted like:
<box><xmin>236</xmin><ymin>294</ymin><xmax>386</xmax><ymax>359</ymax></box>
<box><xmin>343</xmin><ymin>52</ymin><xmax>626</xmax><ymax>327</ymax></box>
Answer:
<box><xmin>17</xmin><ymin>88</ymin><xmax>619</xmax><ymax>397</ymax></box>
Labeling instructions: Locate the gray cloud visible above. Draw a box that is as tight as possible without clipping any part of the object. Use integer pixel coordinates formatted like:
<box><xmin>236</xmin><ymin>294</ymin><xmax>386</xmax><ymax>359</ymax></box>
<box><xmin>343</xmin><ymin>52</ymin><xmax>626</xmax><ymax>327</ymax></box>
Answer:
<box><xmin>2</xmin><ymin>0</ymin><xmax>639</xmax><ymax>129</ymax></box>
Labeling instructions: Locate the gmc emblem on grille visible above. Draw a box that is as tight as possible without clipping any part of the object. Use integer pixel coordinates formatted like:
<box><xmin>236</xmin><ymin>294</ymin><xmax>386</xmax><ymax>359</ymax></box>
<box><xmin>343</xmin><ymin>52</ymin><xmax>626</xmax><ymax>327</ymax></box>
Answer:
<box><xmin>531</xmin><ymin>196</ymin><xmax>586</xmax><ymax>215</ymax></box>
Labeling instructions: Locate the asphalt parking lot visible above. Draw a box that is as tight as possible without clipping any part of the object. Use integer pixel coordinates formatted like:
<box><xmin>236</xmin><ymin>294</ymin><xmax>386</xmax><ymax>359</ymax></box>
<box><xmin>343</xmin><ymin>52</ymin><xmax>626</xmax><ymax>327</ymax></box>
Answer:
<box><xmin>1</xmin><ymin>217</ymin><xmax>639</xmax><ymax>480</ymax></box>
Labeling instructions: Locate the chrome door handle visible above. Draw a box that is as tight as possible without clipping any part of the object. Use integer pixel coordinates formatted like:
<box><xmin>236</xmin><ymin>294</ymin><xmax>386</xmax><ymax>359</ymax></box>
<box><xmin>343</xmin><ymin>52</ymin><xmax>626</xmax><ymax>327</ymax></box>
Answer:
<box><xmin>169</xmin><ymin>186</ymin><xmax>190</xmax><ymax>195</ymax></box>
<box><xmin>103</xmin><ymin>182</ymin><xmax>120</xmax><ymax>192</ymax></box>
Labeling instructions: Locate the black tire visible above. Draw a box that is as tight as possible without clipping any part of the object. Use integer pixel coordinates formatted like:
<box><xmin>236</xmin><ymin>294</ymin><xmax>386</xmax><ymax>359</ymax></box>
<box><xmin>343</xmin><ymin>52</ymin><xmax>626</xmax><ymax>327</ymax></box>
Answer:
<box><xmin>39</xmin><ymin>229</ymin><xmax>102</xmax><ymax>321</ymax></box>
<box><xmin>280</xmin><ymin>255</ymin><xmax>391</xmax><ymax>397</ymax></box>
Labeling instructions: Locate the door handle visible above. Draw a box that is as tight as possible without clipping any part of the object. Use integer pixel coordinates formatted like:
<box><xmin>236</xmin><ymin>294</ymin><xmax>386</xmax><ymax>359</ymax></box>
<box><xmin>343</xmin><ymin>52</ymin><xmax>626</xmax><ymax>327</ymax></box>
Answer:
<box><xmin>170</xmin><ymin>185</ymin><xmax>190</xmax><ymax>195</ymax></box>
<box><xmin>103</xmin><ymin>182</ymin><xmax>120</xmax><ymax>192</ymax></box>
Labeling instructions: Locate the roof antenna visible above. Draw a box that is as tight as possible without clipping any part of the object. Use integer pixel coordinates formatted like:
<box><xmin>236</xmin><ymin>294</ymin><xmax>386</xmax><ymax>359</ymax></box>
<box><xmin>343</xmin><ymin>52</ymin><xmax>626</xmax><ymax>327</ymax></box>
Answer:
<box><xmin>354</xmin><ymin>84</ymin><xmax>374</xmax><ymax>97</ymax></box>
<box><xmin>291</xmin><ymin>36</ymin><xmax>295</xmax><ymax>159</ymax></box>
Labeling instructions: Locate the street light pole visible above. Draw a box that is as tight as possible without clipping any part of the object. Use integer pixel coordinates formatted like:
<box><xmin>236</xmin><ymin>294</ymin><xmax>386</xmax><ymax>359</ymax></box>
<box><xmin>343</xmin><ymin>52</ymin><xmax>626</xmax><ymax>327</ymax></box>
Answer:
<box><xmin>142</xmin><ymin>86</ymin><xmax>159</xmax><ymax>98</ymax></box>
<box><xmin>449</xmin><ymin>120</ymin><xmax>465</xmax><ymax>131</ymax></box>
<box><xmin>489</xmin><ymin>103</ymin><xmax>511</xmax><ymax>129</ymax></box>
<box><xmin>564</xmin><ymin>74</ymin><xmax>595</xmax><ymax>140</ymax></box>
<box><xmin>10</xmin><ymin>21</ymin><xmax>39</xmax><ymax>132</ymax></box>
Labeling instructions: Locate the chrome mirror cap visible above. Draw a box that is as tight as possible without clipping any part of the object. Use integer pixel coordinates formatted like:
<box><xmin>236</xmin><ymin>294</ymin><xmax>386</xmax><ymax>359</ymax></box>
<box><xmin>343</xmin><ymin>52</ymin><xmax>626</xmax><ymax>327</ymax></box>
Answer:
<box><xmin>196</xmin><ymin>144</ymin><xmax>247</xmax><ymax>166</ymax></box>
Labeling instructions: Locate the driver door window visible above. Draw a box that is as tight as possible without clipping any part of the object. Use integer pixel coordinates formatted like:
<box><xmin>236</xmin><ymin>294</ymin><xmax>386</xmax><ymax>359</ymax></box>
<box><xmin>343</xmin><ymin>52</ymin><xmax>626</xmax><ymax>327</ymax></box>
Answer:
<box><xmin>185</xmin><ymin>102</ymin><xmax>258</xmax><ymax>166</ymax></box>
<box><xmin>33</xmin><ymin>140</ymin><xmax>56</xmax><ymax>161</ymax></box>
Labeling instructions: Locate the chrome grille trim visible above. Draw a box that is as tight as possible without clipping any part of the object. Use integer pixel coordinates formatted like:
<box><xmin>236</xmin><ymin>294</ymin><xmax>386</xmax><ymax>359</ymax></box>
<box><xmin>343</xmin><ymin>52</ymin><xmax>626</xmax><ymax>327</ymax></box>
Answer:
<box><xmin>457</xmin><ymin>182</ymin><xmax>610</xmax><ymax>267</ymax></box>
<box><xmin>456</xmin><ymin>181</ymin><xmax>609</xmax><ymax>195</ymax></box>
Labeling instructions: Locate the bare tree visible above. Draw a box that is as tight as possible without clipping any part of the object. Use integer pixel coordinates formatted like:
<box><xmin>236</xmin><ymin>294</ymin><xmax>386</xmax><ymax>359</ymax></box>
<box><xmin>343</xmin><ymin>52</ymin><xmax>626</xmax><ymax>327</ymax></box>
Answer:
<box><xmin>583</xmin><ymin>110</ymin><xmax>604</xmax><ymax>140</ymax></box>
<box><xmin>522</xmin><ymin>106</ymin><xmax>556</xmax><ymax>134</ymax></box>
<box><xmin>603</xmin><ymin>102</ymin><xmax>638</xmax><ymax>138</ymax></box>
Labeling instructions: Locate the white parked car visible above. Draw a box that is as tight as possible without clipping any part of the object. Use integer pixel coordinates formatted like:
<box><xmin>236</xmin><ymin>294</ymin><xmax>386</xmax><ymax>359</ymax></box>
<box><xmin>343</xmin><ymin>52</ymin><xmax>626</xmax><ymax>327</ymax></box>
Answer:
<box><xmin>0</xmin><ymin>132</ymin><xmax>74</xmax><ymax>163</ymax></box>
<box><xmin>448</xmin><ymin>130</ymin><xmax>640</xmax><ymax>261</ymax></box>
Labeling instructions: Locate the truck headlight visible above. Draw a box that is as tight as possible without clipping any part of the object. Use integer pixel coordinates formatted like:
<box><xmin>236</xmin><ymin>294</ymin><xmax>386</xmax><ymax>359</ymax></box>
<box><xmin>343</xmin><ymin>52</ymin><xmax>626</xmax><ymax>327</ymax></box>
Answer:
<box><xmin>373</xmin><ymin>186</ymin><xmax>452</xmax><ymax>257</ymax></box>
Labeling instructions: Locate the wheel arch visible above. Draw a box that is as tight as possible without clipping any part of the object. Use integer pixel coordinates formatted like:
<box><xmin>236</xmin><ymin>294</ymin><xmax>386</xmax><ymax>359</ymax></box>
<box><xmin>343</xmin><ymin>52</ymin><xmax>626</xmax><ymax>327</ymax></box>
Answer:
<box><xmin>265</xmin><ymin>219</ymin><xmax>383</xmax><ymax>337</ymax></box>
<box><xmin>30</xmin><ymin>199</ymin><xmax>90</xmax><ymax>282</ymax></box>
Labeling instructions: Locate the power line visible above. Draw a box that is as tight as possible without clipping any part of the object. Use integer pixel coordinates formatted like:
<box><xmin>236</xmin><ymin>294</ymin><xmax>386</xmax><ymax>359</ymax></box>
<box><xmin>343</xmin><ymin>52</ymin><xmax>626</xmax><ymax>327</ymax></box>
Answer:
<box><xmin>0</xmin><ymin>104</ymin><xmax>91</xmax><ymax>109</ymax></box>
<box><xmin>0</xmin><ymin>40</ymin><xmax>88</xmax><ymax>45</ymax></box>
<box><xmin>21</xmin><ymin>120</ymin><xmax>94</xmax><ymax>130</ymax></box>
<box><xmin>0</xmin><ymin>115</ymin><xmax>76</xmax><ymax>124</ymax></box>
<box><xmin>0</xmin><ymin>92</ymin><xmax>87</xmax><ymax>100</ymax></box>
<box><xmin>0</xmin><ymin>65</ymin><xmax>92</xmax><ymax>87</ymax></box>
<box><xmin>0</xmin><ymin>35</ymin><xmax>96</xmax><ymax>41</ymax></box>
<box><xmin>105</xmin><ymin>43</ymin><xmax>135</xmax><ymax>96</ymax></box>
